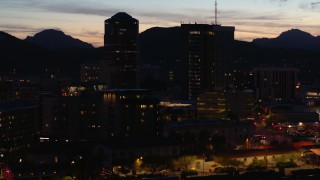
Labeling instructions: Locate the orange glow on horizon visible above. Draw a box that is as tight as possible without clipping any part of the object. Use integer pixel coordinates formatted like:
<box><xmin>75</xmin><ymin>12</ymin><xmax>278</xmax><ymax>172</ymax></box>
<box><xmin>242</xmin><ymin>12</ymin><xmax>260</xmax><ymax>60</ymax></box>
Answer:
<box><xmin>7</xmin><ymin>24</ymin><xmax>320</xmax><ymax>48</ymax></box>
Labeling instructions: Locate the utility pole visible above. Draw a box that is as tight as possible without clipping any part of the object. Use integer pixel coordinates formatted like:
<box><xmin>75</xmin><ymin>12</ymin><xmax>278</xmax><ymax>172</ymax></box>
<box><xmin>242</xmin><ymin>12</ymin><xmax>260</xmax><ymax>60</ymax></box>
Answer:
<box><xmin>203</xmin><ymin>153</ymin><xmax>205</xmax><ymax>175</ymax></box>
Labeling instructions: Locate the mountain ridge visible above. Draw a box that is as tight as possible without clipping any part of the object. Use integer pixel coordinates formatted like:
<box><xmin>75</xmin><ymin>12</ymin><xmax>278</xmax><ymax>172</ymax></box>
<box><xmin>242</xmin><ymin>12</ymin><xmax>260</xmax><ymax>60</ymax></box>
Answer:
<box><xmin>0</xmin><ymin>30</ymin><xmax>101</xmax><ymax>76</ymax></box>
<box><xmin>25</xmin><ymin>29</ymin><xmax>94</xmax><ymax>49</ymax></box>
<box><xmin>1</xmin><ymin>28</ymin><xmax>320</xmax><ymax>82</ymax></box>
<box><xmin>252</xmin><ymin>29</ymin><xmax>320</xmax><ymax>51</ymax></box>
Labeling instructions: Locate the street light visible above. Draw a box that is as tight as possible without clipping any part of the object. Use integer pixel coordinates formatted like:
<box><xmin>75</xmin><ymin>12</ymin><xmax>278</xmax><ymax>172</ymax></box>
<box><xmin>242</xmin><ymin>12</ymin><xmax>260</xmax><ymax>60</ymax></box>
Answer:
<box><xmin>134</xmin><ymin>157</ymin><xmax>143</xmax><ymax>174</ymax></box>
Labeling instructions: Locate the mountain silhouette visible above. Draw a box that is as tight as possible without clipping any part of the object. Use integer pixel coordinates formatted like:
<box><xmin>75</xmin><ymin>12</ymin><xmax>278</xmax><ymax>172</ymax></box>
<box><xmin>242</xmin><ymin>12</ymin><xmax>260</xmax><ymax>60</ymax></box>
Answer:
<box><xmin>252</xmin><ymin>29</ymin><xmax>320</xmax><ymax>51</ymax></box>
<box><xmin>0</xmin><ymin>31</ymin><xmax>43</xmax><ymax>50</ymax></box>
<box><xmin>25</xmin><ymin>29</ymin><xmax>94</xmax><ymax>49</ymax></box>
<box><xmin>1</xmin><ymin>28</ymin><xmax>320</xmax><ymax>84</ymax></box>
<box><xmin>0</xmin><ymin>31</ymin><xmax>101</xmax><ymax>76</ymax></box>
<box><xmin>139</xmin><ymin>27</ymin><xmax>183</xmax><ymax>65</ymax></box>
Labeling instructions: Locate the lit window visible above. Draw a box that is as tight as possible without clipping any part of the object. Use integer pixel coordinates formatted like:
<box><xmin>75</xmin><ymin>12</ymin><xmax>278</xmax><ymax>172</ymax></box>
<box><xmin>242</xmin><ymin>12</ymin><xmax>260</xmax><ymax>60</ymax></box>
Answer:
<box><xmin>208</xmin><ymin>31</ymin><xmax>214</xmax><ymax>35</ymax></box>
<box><xmin>54</xmin><ymin>156</ymin><xmax>59</xmax><ymax>163</ymax></box>
<box><xmin>141</xmin><ymin>105</ymin><xmax>147</xmax><ymax>109</ymax></box>
<box><xmin>189</xmin><ymin>31</ymin><xmax>200</xmax><ymax>35</ymax></box>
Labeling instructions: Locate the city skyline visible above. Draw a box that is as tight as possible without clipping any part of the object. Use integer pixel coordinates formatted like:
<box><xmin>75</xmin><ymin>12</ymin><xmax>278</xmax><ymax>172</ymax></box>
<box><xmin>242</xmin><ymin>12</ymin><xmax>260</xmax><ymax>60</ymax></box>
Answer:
<box><xmin>1</xmin><ymin>0</ymin><xmax>320</xmax><ymax>47</ymax></box>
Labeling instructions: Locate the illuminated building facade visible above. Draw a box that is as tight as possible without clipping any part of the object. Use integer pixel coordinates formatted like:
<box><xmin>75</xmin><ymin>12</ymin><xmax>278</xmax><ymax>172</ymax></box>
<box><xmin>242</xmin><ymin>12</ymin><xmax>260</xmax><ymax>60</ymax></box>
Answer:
<box><xmin>182</xmin><ymin>24</ymin><xmax>235</xmax><ymax>99</ymax></box>
<box><xmin>103</xmin><ymin>12</ymin><xmax>139</xmax><ymax>88</ymax></box>
<box><xmin>0</xmin><ymin>101</ymin><xmax>39</xmax><ymax>159</ymax></box>
<box><xmin>102</xmin><ymin>89</ymin><xmax>160</xmax><ymax>138</ymax></box>
<box><xmin>197</xmin><ymin>90</ymin><xmax>255</xmax><ymax>120</ymax></box>
<box><xmin>159</xmin><ymin>100</ymin><xmax>196</xmax><ymax>122</ymax></box>
<box><xmin>42</xmin><ymin>95</ymin><xmax>105</xmax><ymax>141</ymax></box>
<box><xmin>254</xmin><ymin>67</ymin><xmax>298</xmax><ymax>101</ymax></box>
<box><xmin>197</xmin><ymin>91</ymin><xmax>227</xmax><ymax>120</ymax></box>
<box><xmin>80</xmin><ymin>63</ymin><xmax>100</xmax><ymax>83</ymax></box>
<box><xmin>234</xmin><ymin>61</ymin><xmax>254</xmax><ymax>91</ymax></box>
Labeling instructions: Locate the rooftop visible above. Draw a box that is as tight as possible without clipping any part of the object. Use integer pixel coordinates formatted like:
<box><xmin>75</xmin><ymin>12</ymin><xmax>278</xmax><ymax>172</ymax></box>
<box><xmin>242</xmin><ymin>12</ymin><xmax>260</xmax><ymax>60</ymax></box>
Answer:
<box><xmin>0</xmin><ymin>101</ymin><xmax>38</xmax><ymax>112</ymax></box>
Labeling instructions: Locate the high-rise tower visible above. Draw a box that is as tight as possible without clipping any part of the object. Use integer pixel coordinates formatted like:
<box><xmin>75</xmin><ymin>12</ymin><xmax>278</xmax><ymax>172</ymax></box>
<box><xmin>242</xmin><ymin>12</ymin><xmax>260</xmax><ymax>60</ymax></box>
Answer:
<box><xmin>182</xmin><ymin>24</ymin><xmax>235</xmax><ymax>99</ymax></box>
<box><xmin>103</xmin><ymin>12</ymin><xmax>139</xmax><ymax>88</ymax></box>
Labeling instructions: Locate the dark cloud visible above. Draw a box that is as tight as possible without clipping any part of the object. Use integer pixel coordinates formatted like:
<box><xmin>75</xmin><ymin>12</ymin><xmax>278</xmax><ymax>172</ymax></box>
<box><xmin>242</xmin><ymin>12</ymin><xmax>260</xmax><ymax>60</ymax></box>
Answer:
<box><xmin>1</xmin><ymin>0</ymin><xmax>119</xmax><ymax>17</ymax></box>
<box><xmin>43</xmin><ymin>4</ymin><xmax>117</xmax><ymax>17</ymax></box>
<box><xmin>299</xmin><ymin>1</ymin><xmax>320</xmax><ymax>10</ymax></box>
<box><xmin>0</xmin><ymin>23</ymin><xmax>57</xmax><ymax>34</ymax></box>
<box><xmin>217</xmin><ymin>9</ymin><xmax>291</xmax><ymax>22</ymax></box>
<box><xmin>311</xmin><ymin>2</ymin><xmax>320</xmax><ymax>8</ymax></box>
<box><xmin>4</xmin><ymin>1</ymin><xmax>190</xmax><ymax>24</ymax></box>
<box><xmin>269</xmin><ymin>0</ymin><xmax>289</xmax><ymax>4</ymax></box>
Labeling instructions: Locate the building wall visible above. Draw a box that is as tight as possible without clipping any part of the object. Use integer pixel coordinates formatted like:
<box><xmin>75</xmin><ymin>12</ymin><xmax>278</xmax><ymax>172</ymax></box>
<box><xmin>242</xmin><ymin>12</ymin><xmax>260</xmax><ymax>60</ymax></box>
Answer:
<box><xmin>103</xmin><ymin>12</ymin><xmax>139</xmax><ymax>89</ymax></box>
<box><xmin>80</xmin><ymin>63</ymin><xmax>100</xmax><ymax>83</ymax></box>
<box><xmin>167</xmin><ymin>120</ymin><xmax>255</xmax><ymax>146</ymax></box>
<box><xmin>254</xmin><ymin>67</ymin><xmax>298</xmax><ymax>101</ymax></box>
<box><xmin>197</xmin><ymin>91</ymin><xmax>227</xmax><ymax>120</ymax></box>
<box><xmin>181</xmin><ymin>24</ymin><xmax>235</xmax><ymax>99</ymax></box>
<box><xmin>0</xmin><ymin>102</ymin><xmax>39</xmax><ymax>158</ymax></box>
<box><xmin>227</xmin><ymin>90</ymin><xmax>255</xmax><ymax>120</ymax></box>
<box><xmin>42</xmin><ymin>95</ymin><xmax>105</xmax><ymax>141</ymax></box>
<box><xmin>197</xmin><ymin>90</ymin><xmax>255</xmax><ymax>120</ymax></box>
<box><xmin>103</xmin><ymin>90</ymin><xmax>161</xmax><ymax>138</ymax></box>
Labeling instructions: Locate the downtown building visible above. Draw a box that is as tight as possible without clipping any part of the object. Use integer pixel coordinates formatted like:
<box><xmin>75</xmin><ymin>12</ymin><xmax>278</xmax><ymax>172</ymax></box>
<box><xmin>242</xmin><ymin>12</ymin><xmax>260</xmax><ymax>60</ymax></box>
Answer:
<box><xmin>181</xmin><ymin>24</ymin><xmax>235</xmax><ymax>99</ymax></box>
<box><xmin>197</xmin><ymin>90</ymin><xmax>255</xmax><ymax>120</ymax></box>
<box><xmin>41</xmin><ymin>94</ymin><xmax>105</xmax><ymax>142</ymax></box>
<box><xmin>102</xmin><ymin>89</ymin><xmax>161</xmax><ymax>138</ymax></box>
<box><xmin>253</xmin><ymin>67</ymin><xmax>298</xmax><ymax>101</ymax></box>
<box><xmin>102</xmin><ymin>12</ymin><xmax>139</xmax><ymax>89</ymax></box>
<box><xmin>0</xmin><ymin>101</ymin><xmax>39</xmax><ymax>159</ymax></box>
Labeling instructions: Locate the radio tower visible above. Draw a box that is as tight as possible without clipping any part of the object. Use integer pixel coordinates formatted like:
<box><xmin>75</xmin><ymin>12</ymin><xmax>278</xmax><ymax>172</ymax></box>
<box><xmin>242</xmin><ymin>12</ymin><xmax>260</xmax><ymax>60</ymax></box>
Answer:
<box><xmin>215</xmin><ymin>0</ymin><xmax>218</xmax><ymax>25</ymax></box>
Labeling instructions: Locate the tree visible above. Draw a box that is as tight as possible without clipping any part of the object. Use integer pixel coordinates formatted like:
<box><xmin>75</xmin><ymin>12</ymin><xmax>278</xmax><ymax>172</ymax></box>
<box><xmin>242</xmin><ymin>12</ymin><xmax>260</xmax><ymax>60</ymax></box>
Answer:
<box><xmin>172</xmin><ymin>155</ymin><xmax>197</xmax><ymax>170</ymax></box>
<box><xmin>215</xmin><ymin>156</ymin><xmax>244</xmax><ymax>168</ymax></box>
<box><xmin>247</xmin><ymin>157</ymin><xmax>267</xmax><ymax>171</ymax></box>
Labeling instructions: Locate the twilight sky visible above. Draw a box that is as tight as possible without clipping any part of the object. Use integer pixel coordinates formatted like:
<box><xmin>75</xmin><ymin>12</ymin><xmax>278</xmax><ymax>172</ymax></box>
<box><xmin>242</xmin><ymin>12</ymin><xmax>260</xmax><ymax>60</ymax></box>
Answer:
<box><xmin>1</xmin><ymin>0</ymin><xmax>320</xmax><ymax>47</ymax></box>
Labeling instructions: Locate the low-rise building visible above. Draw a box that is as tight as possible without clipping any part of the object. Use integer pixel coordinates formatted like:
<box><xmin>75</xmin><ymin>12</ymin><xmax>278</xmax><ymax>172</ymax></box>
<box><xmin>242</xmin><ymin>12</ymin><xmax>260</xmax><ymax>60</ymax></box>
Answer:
<box><xmin>166</xmin><ymin>120</ymin><xmax>255</xmax><ymax>146</ymax></box>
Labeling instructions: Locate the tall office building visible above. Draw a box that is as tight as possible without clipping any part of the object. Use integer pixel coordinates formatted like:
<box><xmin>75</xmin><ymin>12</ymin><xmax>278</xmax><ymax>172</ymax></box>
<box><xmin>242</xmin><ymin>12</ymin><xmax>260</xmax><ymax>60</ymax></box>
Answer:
<box><xmin>182</xmin><ymin>24</ymin><xmax>235</xmax><ymax>99</ymax></box>
<box><xmin>103</xmin><ymin>12</ymin><xmax>139</xmax><ymax>88</ymax></box>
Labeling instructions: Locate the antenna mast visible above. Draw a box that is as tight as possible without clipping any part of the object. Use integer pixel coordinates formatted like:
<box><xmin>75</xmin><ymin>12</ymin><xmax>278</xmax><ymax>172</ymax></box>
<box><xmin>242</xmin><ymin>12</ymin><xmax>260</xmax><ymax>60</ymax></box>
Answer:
<box><xmin>215</xmin><ymin>0</ymin><xmax>218</xmax><ymax>25</ymax></box>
